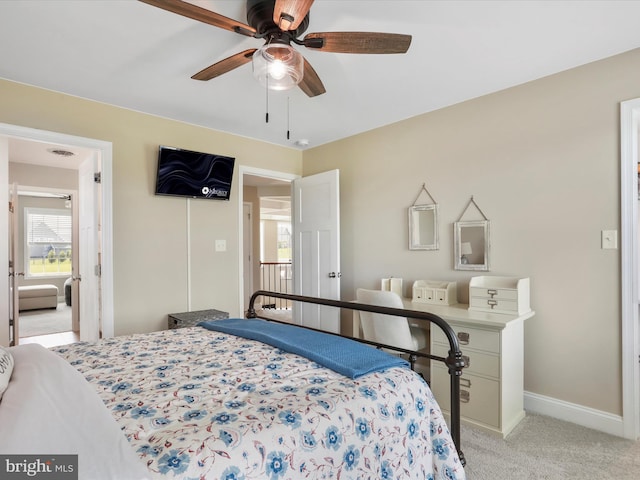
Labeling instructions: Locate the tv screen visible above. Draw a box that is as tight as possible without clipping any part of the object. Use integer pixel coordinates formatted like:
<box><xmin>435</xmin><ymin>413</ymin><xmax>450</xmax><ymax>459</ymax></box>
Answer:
<box><xmin>155</xmin><ymin>146</ymin><xmax>235</xmax><ymax>200</ymax></box>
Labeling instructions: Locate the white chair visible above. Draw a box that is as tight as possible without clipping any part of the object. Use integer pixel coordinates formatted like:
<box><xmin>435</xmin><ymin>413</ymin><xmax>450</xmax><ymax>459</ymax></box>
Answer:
<box><xmin>356</xmin><ymin>288</ymin><xmax>428</xmax><ymax>352</ymax></box>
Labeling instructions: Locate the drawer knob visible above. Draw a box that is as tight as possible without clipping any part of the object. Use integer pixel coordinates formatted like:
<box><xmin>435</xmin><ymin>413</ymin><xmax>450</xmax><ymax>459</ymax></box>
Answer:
<box><xmin>457</xmin><ymin>332</ymin><xmax>470</xmax><ymax>345</ymax></box>
<box><xmin>460</xmin><ymin>390</ymin><xmax>471</xmax><ymax>403</ymax></box>
<box><xmin>460</xmin><ymin>378</ymin><xmax>471</xmax><ymax>388</ymax></box>
<box><xmin>487</xmin><ymin>289</ymin><xmax>497</xmax><ymax>298</ymax></box>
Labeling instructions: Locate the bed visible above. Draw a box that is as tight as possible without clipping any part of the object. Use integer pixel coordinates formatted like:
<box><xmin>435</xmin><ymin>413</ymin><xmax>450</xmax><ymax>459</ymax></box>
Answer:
<box><xmin>0</xmin><ymin>291</ymin><xmax>466</xmax><ymax>480</ymax></box>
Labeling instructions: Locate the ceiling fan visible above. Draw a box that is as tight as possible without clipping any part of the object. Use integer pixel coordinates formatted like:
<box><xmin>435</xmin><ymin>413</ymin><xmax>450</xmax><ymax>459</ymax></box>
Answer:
<box><xmin>139</xmin><ymin>0</ymin><xmax>412</xmax><ymax>97</ymax></box>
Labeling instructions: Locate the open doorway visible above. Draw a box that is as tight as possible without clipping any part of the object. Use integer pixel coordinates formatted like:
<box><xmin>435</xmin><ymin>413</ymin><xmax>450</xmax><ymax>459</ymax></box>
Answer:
<box><xmin>8</xmin><ymin>139</ymin><xmax>87</xmax><ymax>348</ymax></box>
<box><xmin>238</xmin><ymin>167</ymin><xmax>341</xmax><ymax>334</ymax></box>
<box><xmin>1</xmin><ymin>123</ymin><xmax>113</xmax><ymax>349</ymax></box>
<box><xmin>239</xmin><ymin>167</ymin><xmax>297</xmax><ymax>319</ymax></box>
<box><xmin>257</xmin><ymin>188</ymin><xmax>293</xmax><ymax>320</ymax></box>
<box><xmin>15</xmin><ymin>187</ymin><xmax>77</xmax><ymax>348</ymax></box>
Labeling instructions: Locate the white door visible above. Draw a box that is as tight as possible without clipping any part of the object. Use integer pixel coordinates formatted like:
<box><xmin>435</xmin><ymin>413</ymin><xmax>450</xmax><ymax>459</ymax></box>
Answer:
<box><xmin>292</xmin><ymin>169</ymin><xmax>340</xmax><ymax>333</ymax></box>
<box><xmin>243</xmin><ymin>202</ymin><xmax>254</xmax><ymax>312</ymax></box>
<box><xmin>78</xmin><ymin>154</ymin><xmax>100</xmax><ymax>342</ymax></box>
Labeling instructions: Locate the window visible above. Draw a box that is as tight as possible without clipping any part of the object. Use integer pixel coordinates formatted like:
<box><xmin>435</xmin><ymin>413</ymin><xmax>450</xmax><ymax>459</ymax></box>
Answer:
<box><xmin>24</xmin><ymin>208</ymin><xmax>72</xmax><ymax>278</ymax></box>
<box><xmin>277</xmin><ymin>222</ymin><xmax>292</xmax><ymax>262</ymax></box>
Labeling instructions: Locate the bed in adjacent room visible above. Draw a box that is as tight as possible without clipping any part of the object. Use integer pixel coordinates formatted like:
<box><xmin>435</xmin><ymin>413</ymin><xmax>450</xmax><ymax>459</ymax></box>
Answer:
<box><xmin>0</xmin><ymin>291</ymin><xmax>466</xmax><ymax>480</ymax></box>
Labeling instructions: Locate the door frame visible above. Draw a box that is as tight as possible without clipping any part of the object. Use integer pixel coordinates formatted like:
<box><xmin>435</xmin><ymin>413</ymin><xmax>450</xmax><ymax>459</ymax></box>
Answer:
<box><xmin>0</xmin><ymin>123</ymin><xmax>114</xmax><ymax>341</ymax></box>
<box><xmin>243</xmin><ymin>201</ymin><xmax>254</xmax><ymax>311</ymax></box>
<box><xmin>238</xmin><ymin>165</ymin><xmax>298</xmax><ymax>316</ymax></box>
<box><xmin>620</xmin><ymin>98</ymin><xmax>640</xmax><ymax>440</ymax></box>
<box><xmin>14</xmin><ymin>185</ymin><xmax>79</xmax><ymax>338</ymax></box>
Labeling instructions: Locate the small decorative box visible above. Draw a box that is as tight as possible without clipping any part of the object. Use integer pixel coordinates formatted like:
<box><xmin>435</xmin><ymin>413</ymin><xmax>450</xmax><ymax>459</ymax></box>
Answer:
<box><xmin>412</xmin><ymin>280</ymin><xmax>458</xmax><ymax>305</ymax></box>
<box><xmin>468</xmin><ymin>276</ymin><xmax>530</xmax><ymax>315</ymax></box>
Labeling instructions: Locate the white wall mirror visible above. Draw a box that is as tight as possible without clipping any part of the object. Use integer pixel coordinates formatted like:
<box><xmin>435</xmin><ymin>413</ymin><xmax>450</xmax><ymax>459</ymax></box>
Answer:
<box><xmin>454</xmin><ymin>220</ymin><xmax>490</xmax><ymax>271</ymax></box>
<box><xmin>409</xmin><ymin>204</ymin><xmax>439</xmax><ymax>250</ymax></box>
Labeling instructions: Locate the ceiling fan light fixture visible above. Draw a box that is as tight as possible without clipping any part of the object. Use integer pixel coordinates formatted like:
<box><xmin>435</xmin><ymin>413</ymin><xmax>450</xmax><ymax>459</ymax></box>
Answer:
<box><xmin>252</xmin><ymin>42</ymin><xmax>303</xmax><ymax>91</ymax></box>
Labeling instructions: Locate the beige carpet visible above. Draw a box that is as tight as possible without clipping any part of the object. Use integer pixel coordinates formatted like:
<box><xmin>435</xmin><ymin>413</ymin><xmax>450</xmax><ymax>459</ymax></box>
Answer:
<box><xmin>19</xmin><ymin>303</ymin><xmax>72</xmax><ymax>337</ymax></box>
<box><xmin>461</xmin><ymin>413</ymin><xmax>640</xmax><ymax>479</ymax></box>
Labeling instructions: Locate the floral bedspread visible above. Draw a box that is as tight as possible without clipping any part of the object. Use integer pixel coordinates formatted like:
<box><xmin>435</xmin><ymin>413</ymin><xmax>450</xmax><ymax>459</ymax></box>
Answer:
<box><xmin>53</xmin><ymin>326</ymin><xmax>465</xmax><ymax>480</ymax></box>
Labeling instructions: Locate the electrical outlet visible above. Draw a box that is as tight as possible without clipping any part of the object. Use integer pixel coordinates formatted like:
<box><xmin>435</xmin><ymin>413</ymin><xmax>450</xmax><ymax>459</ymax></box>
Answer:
<box><xmin>215</xmin><ymin>239</ymin><xmax>226</xmax><ymax>252</ymax></box>
<box><xmin>601</xmin><ymin>230</ymin><xmax>618</xmax><ymax>249</ymax></box>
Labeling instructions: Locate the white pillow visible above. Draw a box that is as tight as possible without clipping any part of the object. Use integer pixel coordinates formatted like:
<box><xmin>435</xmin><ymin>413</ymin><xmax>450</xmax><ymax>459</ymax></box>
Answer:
<box><xmin>0</xmin><ymin>344</ymin><xmax>151</xmax><ymax>479</ymax></box>
<box><xmin>0</xmin><ymin>346</ymin><xmax>14</xmax><ymax>400</ymax></box>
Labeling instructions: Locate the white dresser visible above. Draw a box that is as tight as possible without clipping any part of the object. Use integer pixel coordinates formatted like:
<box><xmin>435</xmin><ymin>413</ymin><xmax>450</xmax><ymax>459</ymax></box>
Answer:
<box><xmin>404</xmin><ymin>301</ymin><xmax>534</xmax><ymax>437</ymax></box>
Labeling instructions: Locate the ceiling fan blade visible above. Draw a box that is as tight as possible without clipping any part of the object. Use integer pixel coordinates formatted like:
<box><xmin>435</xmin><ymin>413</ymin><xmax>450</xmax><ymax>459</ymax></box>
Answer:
<box><xmin>298</xmin><ymin>57</ymin><xmax>325</xmax><ymax>97</ymax></box>
<box><xmin>139</xmin><ymin>0</ymin><xmax>256</xmax><ymax>37</ymax></box>
<box><xmin>192</xmin><ymin>49</ymin><xmax>257</xmax><ymax>81</ymax></box>
<box><xmin>303</xmin><ymin>32</ymin><xmax>412</xmax><ymax>54</ymax></box>
<box><xmin>273</xmin><ymin>0</ymin><xmax>314</xmax><ymax>31</ymax></box>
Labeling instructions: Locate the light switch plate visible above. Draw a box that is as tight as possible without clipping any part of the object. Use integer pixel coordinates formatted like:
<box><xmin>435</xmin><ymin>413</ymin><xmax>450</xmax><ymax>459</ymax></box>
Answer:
<box><xmin>601</xmin><ymin>230</ymin><xmax>618</xmax><ymax>249</ymax></box>
<box><xmin>215</xmin><ymin>239</ymin><xmax>226</xmax><ymax>252</ymax></box>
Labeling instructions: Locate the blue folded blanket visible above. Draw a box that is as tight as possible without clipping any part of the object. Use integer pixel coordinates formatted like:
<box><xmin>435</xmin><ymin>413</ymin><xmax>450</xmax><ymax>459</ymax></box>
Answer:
<box><xmin>198</xmin><ymin>318</ymin><xmax>409</xmax><ymax>379</ymax></box>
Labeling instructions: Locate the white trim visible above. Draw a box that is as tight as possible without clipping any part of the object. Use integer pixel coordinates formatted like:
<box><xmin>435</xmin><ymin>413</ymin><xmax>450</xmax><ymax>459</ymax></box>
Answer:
<box><xmin>99</xmin><ymin>144</ymin><xmax>114</xmax><ymax>338</ymax></box>
<box><xmin>620</xmin><ymin>99</ymin><xmax>640</xmax><ymax>440</ymax></box>
<box><xmin>243</xmin><ymin>201</ymin><xmax>254</xmax><ymax>312</ymax></box>
<box><xmin>239</xmin><ymin>166</ymin><xmax>299</xmax><ymax>183</ymax></box>
<box><xmin>237</xmin><ymin>165</ymin><xmax>298</xmax><ymax>316</ymax></box>
<box><xmin>524</xmin><ymin>391</ymin><xmax>624</xmax><ymax>437</ymax></box>
<box><xmin>0</xmin><ymin>123</ymin><xmax>114</xmax><ymax>339</ymax></box>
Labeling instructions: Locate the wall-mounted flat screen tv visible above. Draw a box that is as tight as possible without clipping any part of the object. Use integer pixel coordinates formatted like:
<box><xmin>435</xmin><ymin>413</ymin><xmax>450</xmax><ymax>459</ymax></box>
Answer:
<box><xmin>155</xmin><ymin>146</ymin><xmax>235</xmax><ymax>200</ymax></box>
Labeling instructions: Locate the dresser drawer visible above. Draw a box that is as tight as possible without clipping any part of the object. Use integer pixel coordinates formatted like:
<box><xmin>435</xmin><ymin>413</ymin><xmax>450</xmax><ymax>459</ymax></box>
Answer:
<box><xmin>432</xmin><ymin>324</ymin><xmax>500</xmax><ymax>354</ymax></box>
<box><xmin>469</xmin><ymin>296</ymin><xmax>520</xmax><ymax>314</ymax></box>
<box><xmin>469</xmin><ymin>286</ymin><xmax>518</xmax><ymax>301</ymax></box>
<box><xmin>432</xmin><ymin>343</ymin><xmax>499</xmax><ymax>378</ymax></box>
<box><xmin>431</xmin><ymin>365</ymin><xmax>500</xmax><ymax>429</ymax></box>
<box><xmin>468</xmin><ymin>276</ymin><xmax>530</xmax><ymax>314</ymax></box>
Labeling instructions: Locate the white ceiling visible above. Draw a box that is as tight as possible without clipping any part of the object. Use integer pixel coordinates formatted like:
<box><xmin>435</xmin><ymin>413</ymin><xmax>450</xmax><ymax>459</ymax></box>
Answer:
<box><xmin>8</xmin><ymin>137</ymin><xmax>94</xmax><ymax>170</ymax></box>
<box><xmin>2</xmin><ymin>0</ymin><xmax>640</xmax><ymax>152</ymax></box>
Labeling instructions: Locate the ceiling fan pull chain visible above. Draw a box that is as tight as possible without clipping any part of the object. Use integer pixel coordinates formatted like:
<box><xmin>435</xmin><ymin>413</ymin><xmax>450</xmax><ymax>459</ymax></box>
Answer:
<box><xmin>265</xmin><ymin>79</ymin><xmax>269</xmax><ymax>123</ymax></box>
<box><xmin>287</xmin><ymin>97</ymin><xmax>290</xmax><ymax>140</ymax></box>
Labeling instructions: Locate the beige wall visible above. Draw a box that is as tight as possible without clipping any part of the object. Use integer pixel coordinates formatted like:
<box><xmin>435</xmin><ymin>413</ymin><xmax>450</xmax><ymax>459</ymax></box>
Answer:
<box><xmin>10</xmin><ymin>162</ymin><xmax>78</xmax><ymax>191</ymax></box>
<box><xmin>0</xmin><ymin>79</ymin><xmax>302</xmax><ymax>336</ymax></box>
<box><xmin>303</xmin><ymin>48</ymin><xmax>640</xmax><ymax>416</ymax></box>
<box><xmin>2</xmin><ymin>47</ymin><xmax>639</xmax><ymax>417</ymax></box>
<box><xmin>261</xmin><ymin>220</ymin><xmax>279</xmax><ymax>263</ymax></box>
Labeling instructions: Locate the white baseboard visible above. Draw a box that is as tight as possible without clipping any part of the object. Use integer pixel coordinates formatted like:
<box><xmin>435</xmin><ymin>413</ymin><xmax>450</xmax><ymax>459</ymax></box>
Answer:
<box><xmin>524</xmin><ymin>390</ymin><xmax>624</xmax><ymax>437</ymax></box>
